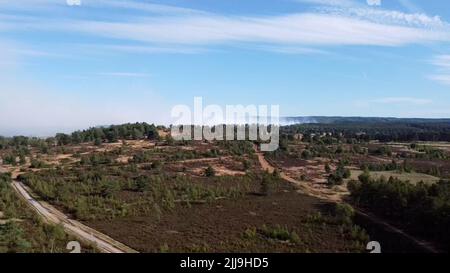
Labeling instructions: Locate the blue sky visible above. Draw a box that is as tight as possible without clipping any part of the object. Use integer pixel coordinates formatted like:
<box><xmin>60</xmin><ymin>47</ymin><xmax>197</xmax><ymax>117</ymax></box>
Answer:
<box><xmin>1</xmin><ymin>0</ymin><xmax>450</xmax><ymax>135</ymax></box>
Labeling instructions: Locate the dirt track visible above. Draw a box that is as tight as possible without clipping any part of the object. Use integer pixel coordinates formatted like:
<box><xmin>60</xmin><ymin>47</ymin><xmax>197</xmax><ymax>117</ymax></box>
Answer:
<box><xmin>11</xmin><ymin>181</ymin><xmax>138</xmax><ymax>253</ymax></box>
<box><xmin>254</xmin><ymin>145</ymin><xmax>340</xmax><ymax>201</ymax></box>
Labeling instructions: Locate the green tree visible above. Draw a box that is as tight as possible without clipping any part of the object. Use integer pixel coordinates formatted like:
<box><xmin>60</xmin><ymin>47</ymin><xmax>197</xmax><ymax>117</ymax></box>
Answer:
<box><xmin>55</xmin><ymin>133</ymin><xmax>71</xmax><ymax>146</ymax></box>
<box><xmin>260</xmin><ymin>173</ymin><xmax>278</xmax><ymax>196</ymax></box>
<box><xmin>205</xmin><ymin>166</ymin><xmax>216</xmax><ymax>177</ymax></box>
<box><xmin>94</xmin><ymin>138</ymin><xmax>102</xmax><ymax>146</ymax></box>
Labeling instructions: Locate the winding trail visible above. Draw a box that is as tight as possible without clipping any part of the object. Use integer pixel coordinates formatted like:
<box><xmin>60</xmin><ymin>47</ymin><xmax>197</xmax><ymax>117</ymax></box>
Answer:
<box><xmin>11</xmin><ymin>180</ymin><xmax>138</xmax><ymax>253</ymax></box>
<box><xmin>253</xmin><ymin>145</ymin><xmax>440</xmax><ymax>253</ymax></box>
<box><xmin>254</xmin><ymin>145</ymin><xmax>335</xmax><ymax>201</ymax></box>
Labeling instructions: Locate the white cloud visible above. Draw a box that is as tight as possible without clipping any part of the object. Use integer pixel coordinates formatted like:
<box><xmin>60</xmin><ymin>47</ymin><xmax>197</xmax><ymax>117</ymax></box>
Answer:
<box><xmin>0</xmin><ymin>39</ymin><xmax>68</xmax><ymax>71</ymax></box>
<box><xmin>366</xmin><ymin>0</ymin><xmax>381</xmax><ymax>7</ymax></box>
<box><xmin>66</xmin><ymin>0</ymin><xmax>81</xmax><ymax>6</ymax></box>
<box><xmin>372</xmin><ymin>97</ymin><xmax>432</xmax><ymax>105</ymax></box>
<box><xmin>428</xmin><ymin>74</ymin><xmax>450</xmax><ymax>86</ymax></box>
<box><xmin>0</xmin><ymin>1</ymin><xmax>449</xmax><ymax>52</ymax></box>
<box><xmin>0</xmin><ymin>0</ymin><xmax>207</xmax><ymax>15</ymax></box>
<box><xmin>35</xmin><ymin>13</ymin><xmax>447</xmax><ymax>47</ymax></box>
<box><xmin>431</xmin><ymin>55</ymin><xmax>450</xmax><ymax>69</ymax></box>
<box><xmin>428</xmin><ymin>55</ymin><xmax>450</xmax><ymax>86</ymax></box>
<box><xmin>90</xmin><ymin>0</ymin><xmax>208</xmax><ymax>15</ymax></box>
<box><xmin>321</xmin><ymin>7</ymin><xmax>445</xmax><ymax>28</ymax></box>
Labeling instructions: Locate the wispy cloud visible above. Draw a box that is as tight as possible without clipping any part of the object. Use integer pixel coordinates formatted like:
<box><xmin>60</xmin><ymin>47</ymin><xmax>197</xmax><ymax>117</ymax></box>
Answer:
<box><xmin>90</xmin><ymin>0</ymin><xmax>208</xmax><ymax>16</ymax></box>
<box><xmin>428</xmin><ymin>74</ymin><xmax>450</xmax><ymax>85</ymax></box>
<box><xmin>428</xmin><ymin>55</ymin><xmax>450</xmax><ymax>85</ymax></box>
<box><xmin>1</xmin><ymin>1</ymin><xmax>449</xmax><ymax>51</ymax></box>
<box><xmin>308</xmin><ymin>0</ymin><xmax>446</xmax><ymax>32</ymax></box>
<box><xmin>0</xmin><ymin>39</ymin><xmax>58</xmax><ymax>68</ymax></box>
<box><xmin>0</xmin><ymin>38</ymin><xmax>68</xmax><ymax>70</ymax></box>
<box><xmin>366</xmin><ymin>0</ymin><xmax>381</xmax><ymax>7</ymax></box>
<box><xmin>0</xmin><ymin>0</ymin><xmax>207</xmax><ymax>16</ymax></box>
<box><xmin>25</xmin><ymin>13</ymin><xmax>447</xmax><ymax>48</ymax></box>
<box><xmin>431</xmin><ymin>54</ymin><xmax>450</xmax><ymax>68</ymax></box>
<box><xmin>320</xmin><ymin>6</ymin><xmax>445</xmax><ymax>28</ymax></box>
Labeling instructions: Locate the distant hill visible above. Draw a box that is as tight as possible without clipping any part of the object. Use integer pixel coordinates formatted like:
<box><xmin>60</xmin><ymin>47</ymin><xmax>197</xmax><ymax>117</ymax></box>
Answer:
<box><xmin>280</xmin><ymin>116</ymin><xmax>450</xmax><ymax>125</ymax></box>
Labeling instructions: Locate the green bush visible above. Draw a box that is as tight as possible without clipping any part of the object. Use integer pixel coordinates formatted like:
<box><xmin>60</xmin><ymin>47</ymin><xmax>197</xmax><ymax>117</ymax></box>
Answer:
<box><xmin>260</xmin><ymin>172</ymin><xmax>279</xmax><ymax>196</ymax></box>
<box><xmin>204</xmin><ymin>166</ymin><xmax>216</xmax><ymax>177</ymax></box>
<box><xmin>335</xmin><ymin>203</ymin><xmax>355</xmax><ymax>225</ymax></box>
<box><xmin>260</xmin><ymin>225</ymin><xmax>301</xmax><ymax>244</ymax></box>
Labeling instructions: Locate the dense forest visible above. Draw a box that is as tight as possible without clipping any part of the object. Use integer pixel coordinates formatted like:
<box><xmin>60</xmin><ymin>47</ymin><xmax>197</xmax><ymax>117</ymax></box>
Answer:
<box><xmin>282</xmin><ymin>122</ymin><xmax>450</xmax><ymax>142</ymax></box>
<box><xmin>348</xmin><ymin>173</ymin><xmax>450</xmax><ymax>252</ymax></box>
<box><xmin>281</xmin><ymin>116</ymin><xmax>450</xmax><ymax>125</ymax></box>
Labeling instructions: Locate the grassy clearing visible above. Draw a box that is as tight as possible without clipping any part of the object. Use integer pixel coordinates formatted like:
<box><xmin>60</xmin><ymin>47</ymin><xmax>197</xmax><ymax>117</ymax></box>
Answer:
<box><xmin>350</xmin><ymin>170</ymin><xmax>440</xmax><ymax>185</ymax></box>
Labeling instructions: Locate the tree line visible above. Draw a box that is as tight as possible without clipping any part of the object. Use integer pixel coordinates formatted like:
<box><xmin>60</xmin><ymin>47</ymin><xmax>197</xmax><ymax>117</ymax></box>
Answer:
<box><xmin>0</xmin><ymin>123</ymin><xmax>160</xmax><ymax>150</ymax></box>
<box><xmin>282</xmin><ymin>122</ymin><xmax>450</xmax><ymax>142</ymax></box>
<box><xmin>57</xmin><ymin>122</ymin><xmax>160</xmax><ymax>145</ymax></box>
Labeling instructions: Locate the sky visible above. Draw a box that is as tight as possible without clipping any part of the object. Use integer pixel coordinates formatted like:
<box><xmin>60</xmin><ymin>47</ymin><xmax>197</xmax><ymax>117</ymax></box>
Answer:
<box><xmin>1</xmin><ymin>0</ymin><xmax>450</xmax><ymax>136</ymax></box>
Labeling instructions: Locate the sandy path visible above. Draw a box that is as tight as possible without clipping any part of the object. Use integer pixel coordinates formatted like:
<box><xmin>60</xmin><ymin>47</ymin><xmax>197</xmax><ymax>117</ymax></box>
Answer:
<box><xmin>255</xmin><ymin>151</ymin><xmax>275</xmax><ymax>173</ymax></box>
<box><xmin>11</xmin><ymin>181</ymin><xmax>138</xmax><ymax>253</ymax></box>
<box><xmin>253</xmin><ymin>145</ymin><xmax>340</xmax><ymax>201</ymax></box>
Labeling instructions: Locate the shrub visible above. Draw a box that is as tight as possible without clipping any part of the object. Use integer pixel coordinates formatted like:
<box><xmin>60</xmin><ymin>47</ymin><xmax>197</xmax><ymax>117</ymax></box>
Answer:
<box><xmin>243</xmin><ymin>227</ymin><xmax>258</xmax><ymax>239</ymax></box>
<box><xmin>0</xmin><ymin>222</ymin><xmax>32</xmax><ymax>253</ymax></box>
<box><xmin>30</xmin><ymin>159</ymin><xmax>46</xmax><ymax>169</ymax></box>
<box><xmin>327</xmin><ymin>174</ymin><xmax>344</xmax><ymax>186</ymax></box>
<box><xmin>335</xmin><ymin>203</ymin><xmax>355</xmax><ymax>226</ymax></box>
<box><xmin>260</xmin><ymin>225</ymin><xmax>301</xmax><ymax>244</ymax></box>
<box><xmin>242</xmin><ymin>160</ymin><xmax>251</xmax><ymax>171</ymax></box>
<box><xmin>204</xmin><ymin>166</ymin><xmax>216</xmax><ymax>177</ymax></box>
<box><xmin>347</xmin><ymin>179</ymin><xmax>361</xmax><ymax>194</ymax></box>
<box><xmin>2</xmin><ymin>154</ymin><xmax>16</xmax><ymax>166</ymax></box>
<box><xmin>260</xmin><ymin>173</ymin><xmax>278</xmax><ymax>196</ymax></box>
<box><xmin>327</xmin><ymin>164</ymin><xmax>350</xmax><ymax>186</ymax></box>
